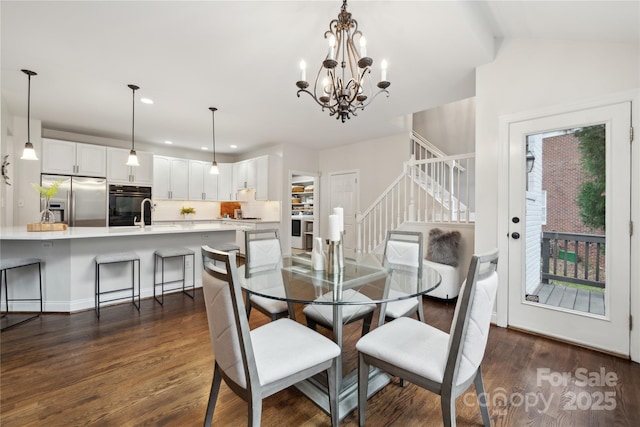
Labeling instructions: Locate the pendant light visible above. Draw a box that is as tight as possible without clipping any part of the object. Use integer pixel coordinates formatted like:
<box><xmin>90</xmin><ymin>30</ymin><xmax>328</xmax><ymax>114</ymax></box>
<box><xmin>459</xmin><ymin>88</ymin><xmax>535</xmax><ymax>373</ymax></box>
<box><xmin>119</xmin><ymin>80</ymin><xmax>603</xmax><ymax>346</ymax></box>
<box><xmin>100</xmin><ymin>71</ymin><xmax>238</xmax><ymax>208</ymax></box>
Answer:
<box><xmin>209</xmin><ymin>107</ymin><xmax>219</xmax><ymax>175</ymax></box>
<box><xmin>126</xmin><ymin>84</ymin><xmax>140</xmax><ymax>167</ymax></box>
<box><xmin>20</xmin><ymin>69</ymin><xmax>38</xmax><ymax>160</ymax></box>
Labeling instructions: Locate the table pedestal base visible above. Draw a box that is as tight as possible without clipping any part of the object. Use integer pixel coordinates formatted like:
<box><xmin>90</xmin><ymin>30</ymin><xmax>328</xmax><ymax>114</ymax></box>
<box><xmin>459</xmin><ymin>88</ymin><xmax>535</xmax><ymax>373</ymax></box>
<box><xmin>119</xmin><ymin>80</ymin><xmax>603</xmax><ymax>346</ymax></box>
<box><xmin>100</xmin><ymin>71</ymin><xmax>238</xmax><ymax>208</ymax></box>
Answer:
<box><xmin>295</xmin><ymin>367</ymin><xmax>392</xmax><ymax>421</ymax></box>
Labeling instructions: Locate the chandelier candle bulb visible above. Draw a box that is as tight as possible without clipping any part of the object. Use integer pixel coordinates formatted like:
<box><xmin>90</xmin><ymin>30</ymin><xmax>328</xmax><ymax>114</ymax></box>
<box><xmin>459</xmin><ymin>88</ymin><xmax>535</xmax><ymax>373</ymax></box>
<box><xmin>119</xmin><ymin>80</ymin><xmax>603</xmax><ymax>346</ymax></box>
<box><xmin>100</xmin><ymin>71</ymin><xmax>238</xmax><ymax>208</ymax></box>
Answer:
<box><xmin>359</xmin><ymin>36</ymin><xmax>367</xmax><ymax>58</ymax></box>
<box><xmin>381</xmin><ymin>60</ymin><xmax>388</xmax><ymax>82</ymax></box>
<box><xmin>299</xmin><ymin>60</ymin><xmax>307</xmax><ymax>82</ymax></box>
<box><xmin>328</xmin><ymin>35</ymin><xmax>336</xmax><ymax>60</ymax></box>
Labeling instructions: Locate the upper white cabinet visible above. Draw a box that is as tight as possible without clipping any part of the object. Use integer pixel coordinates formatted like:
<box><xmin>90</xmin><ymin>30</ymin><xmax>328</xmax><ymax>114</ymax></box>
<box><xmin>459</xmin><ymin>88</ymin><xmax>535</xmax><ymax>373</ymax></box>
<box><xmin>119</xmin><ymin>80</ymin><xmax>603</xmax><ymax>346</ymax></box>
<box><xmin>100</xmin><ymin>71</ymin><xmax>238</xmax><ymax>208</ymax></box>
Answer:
<box><xmin>217</xmin><ymin>163</ymin><xmax>235</xmax><ymax>201</ymax></box>
<box><xmin>188</xmin><ymin>160</ymin><xmax>218</xmax><ymax>201</ymax></box>
<box><xmin>106</xmin><ymin>147</ymin><xmax>153</xmax><ymax>185</ymax></box>
<box><xmin>153</xmin><ymin>156</ymin><xmax>189</xmax><ymax>200</ymax></box>
<box><xmin>42</xmin><ymin>138</ymin><xmax>106</xmax><ymax>177</ymax></box>
<box><xmin>255</xmin><ymin>155</ymin><xmax>281</xmax><ymax>201</ymax></box>
<box><xmin>233</xmin><ymin>158</ymin><xmax>256</xmax><ymax>190</ymax></box>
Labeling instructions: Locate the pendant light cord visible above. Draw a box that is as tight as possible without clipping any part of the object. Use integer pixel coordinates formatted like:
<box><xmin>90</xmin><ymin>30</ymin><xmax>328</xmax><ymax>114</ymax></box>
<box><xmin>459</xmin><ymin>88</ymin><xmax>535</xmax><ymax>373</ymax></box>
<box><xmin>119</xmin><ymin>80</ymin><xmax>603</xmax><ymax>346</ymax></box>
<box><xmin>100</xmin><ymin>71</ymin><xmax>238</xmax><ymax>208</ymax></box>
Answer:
<box><xmin>131</xmin><ymin>87</ymin><xmax>136</xmax><ymax>151</ymax></box>
<box><xmin>27</xmin><ymin>73</ymin><xmax>31</xmax><ymax>142</ymax></box>
<box><xmin>210</xmin><ymin>107</ymin><xmax>218</xmax><ymax>162</ymax></box>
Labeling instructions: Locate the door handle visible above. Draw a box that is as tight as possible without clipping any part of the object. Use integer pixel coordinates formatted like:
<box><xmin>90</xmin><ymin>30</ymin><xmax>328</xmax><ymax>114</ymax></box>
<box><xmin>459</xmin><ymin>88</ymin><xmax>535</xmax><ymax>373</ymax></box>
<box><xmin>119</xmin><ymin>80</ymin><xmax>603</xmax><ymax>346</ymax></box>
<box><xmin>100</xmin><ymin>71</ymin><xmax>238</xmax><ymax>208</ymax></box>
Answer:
<box><xmin>511</xmin><ymin>232</ymin><xmax>520</xmax><ymax>239</ymax></box>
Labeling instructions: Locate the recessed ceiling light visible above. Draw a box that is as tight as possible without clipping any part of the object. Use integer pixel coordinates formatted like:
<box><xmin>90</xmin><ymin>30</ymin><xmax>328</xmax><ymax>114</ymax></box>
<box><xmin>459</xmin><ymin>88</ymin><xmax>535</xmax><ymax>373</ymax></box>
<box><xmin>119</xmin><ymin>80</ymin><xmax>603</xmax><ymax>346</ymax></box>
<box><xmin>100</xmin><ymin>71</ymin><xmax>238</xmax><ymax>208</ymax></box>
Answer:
<box><xmin>140</xmin><ymin>98</ymin><xmax>154</xmax><ymax>105</ymax></box>
<box><xmin>164</xmin><ymin>140</ymin><xmax>173</xmax><ymax>145</ymax></box>
<box><xmin>201</xmin><ymin>147</ymin><xmax>208</xmax><ymax>150</ymax></box>
<box><xmin>230</xmin><ymin>144</ymin><xmax>237</xmax><ymax>149</ymax></box>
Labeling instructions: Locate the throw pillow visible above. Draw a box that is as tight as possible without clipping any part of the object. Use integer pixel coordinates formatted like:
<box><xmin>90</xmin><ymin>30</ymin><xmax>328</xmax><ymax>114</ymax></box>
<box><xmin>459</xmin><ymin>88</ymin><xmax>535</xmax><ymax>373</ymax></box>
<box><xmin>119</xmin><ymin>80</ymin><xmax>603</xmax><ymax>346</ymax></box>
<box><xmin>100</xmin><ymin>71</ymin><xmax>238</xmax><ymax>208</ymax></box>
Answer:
<box><xmin>426</xmin><ymin>228</ymin><xmax>461</xmax><ymax>267</ymax></box>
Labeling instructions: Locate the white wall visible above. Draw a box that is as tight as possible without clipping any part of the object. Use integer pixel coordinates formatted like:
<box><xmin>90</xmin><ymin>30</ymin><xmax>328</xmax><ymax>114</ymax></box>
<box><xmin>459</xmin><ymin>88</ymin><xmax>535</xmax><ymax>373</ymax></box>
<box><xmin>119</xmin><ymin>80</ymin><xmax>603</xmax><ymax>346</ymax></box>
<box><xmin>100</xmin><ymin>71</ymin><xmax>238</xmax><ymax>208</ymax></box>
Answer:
<box><xmin>475</xmin><ymin>38</ymin><xmax>640</xmax><ymax>360</ymax></box>
<box><xmin>412</xmin><ymin>97</ymin><xmax>476</xmax><ymax>155</ymax></box>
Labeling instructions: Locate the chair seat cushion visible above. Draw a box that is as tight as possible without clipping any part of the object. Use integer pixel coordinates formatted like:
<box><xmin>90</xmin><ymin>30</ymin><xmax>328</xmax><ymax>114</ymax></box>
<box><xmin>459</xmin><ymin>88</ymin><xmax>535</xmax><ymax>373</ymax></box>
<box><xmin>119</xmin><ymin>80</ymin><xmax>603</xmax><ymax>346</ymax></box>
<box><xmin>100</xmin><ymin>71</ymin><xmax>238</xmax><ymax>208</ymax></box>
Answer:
<box><xmin>0</xmin><ymin>258</ymin><xmax>41</xmax><ymax>270</ymax></box>
<box><xmin>384</xmin><ymin>289</ymin><xmax>419</xmax><ymax>319</ymax></box>
<box><xmin>356</xmin><ymin>317</ymin><xmax>449</xmax><ymax>383</ymax></box>
<box><xmin>251</xmin><ymin>318</ymin><xmax>340</xmax><ymax>386</ymax></box>
<box><xmin>303</xmin><ymin>289</ymin><xmax>375</xmax><ymax>326</ymax></box>
<box><xmin>95</xmin><ymin>252</ymin><xmax>139</xmax><ymax>264</ymax></box>
<box><xmin>250</xmin><ymin>293</ymin><xmax>289</xmax><ymax>314</ymax></box>
<box><xmin>154</xmin><ymin>247</ymin><xmax>194</xmax><ymax>258</ymax></box>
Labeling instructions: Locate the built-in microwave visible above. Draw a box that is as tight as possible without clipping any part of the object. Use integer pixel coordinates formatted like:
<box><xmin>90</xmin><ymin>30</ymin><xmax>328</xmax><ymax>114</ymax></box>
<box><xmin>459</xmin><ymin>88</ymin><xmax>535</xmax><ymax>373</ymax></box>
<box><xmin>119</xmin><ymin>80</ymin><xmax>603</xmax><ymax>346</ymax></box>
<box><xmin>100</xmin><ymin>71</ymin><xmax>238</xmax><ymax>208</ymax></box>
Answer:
<box><xmin>108</xmin><ymin>185</ymin><xmax>152</xmax><ymax>226</ymax></box>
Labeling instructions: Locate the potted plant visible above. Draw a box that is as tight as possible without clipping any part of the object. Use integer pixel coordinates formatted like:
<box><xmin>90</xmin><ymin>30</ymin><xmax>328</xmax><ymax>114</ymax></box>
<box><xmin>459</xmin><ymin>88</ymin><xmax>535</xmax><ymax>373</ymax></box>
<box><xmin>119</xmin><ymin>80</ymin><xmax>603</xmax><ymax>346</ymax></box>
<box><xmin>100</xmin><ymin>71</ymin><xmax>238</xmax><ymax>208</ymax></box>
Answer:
<box><xmin>180</xmin><ymin>206</ymin><xmax>196</xmax><ymax>218</ymax></box>
<box><xmin>32</xmin><ymin>179</ymin><xmax>62</xmax><ymax>223</ymax></box>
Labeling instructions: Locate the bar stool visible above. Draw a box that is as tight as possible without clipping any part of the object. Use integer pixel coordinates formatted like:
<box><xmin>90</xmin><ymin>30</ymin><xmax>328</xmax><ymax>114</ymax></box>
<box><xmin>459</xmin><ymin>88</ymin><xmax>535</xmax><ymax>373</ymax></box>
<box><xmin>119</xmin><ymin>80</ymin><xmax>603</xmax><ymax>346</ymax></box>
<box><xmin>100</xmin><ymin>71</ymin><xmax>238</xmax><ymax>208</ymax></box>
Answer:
<box><xmin>1</xmin><ymin>258</ymin><xmax>43</xmax><ymax>331</ymax></box>
<box><xmin>206</xmin><ymin>242</ymin><xmax>240</xmax><ymax>267</ymax></box>
<box><xmin>153</xmin><ymin>248</ymin><xmax>195</xmax><ymax>305</ymax></box>
<box><xmin>95</xmin><ymin>252</ymin><xmax>140</xmax><ymax>318</ymax></box>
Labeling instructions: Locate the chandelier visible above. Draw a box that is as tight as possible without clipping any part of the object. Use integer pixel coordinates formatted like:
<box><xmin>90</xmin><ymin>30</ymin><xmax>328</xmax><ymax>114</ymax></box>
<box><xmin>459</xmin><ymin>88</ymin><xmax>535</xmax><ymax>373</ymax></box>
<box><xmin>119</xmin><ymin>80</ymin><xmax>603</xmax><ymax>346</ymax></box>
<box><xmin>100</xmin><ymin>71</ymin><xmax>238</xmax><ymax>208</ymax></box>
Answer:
<box><xmin>296</xmin><ymin>0</ymin><xmax>390</xmax><ymax>123</ymax></box>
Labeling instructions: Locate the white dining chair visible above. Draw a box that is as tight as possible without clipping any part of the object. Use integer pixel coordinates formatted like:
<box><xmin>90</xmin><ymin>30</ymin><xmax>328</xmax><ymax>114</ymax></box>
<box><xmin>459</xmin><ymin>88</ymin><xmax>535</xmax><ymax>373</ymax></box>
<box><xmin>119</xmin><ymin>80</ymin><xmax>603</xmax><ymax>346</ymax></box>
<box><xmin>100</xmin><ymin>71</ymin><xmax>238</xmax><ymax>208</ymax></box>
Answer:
<box><xmin>357</xmin><ymin>249</ymin><xmax>499</xmax><ymax>427</ymax></box>
<box><xmin>201</xmin><ymin>246</ymin><xmax>341</xmax><ymax>427</ymax></box>
<box><xmin>378</xmin><ymin>230</ymin><xmax>424</xmax><ymax>324</ymax></box>
<box><xmin>244</xmin><ymin>229</ymin><xmax>291</xmax><ymax>321</ymax></box>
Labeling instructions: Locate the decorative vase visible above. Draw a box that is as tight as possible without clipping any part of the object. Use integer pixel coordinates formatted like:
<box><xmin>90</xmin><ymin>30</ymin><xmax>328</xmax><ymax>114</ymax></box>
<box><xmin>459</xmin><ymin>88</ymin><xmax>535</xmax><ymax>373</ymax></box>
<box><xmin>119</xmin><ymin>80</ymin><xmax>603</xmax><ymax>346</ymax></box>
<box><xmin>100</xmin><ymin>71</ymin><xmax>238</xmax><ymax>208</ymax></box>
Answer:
<box><xmin>40</xmin><ymin>197</ymin><xmax>56</xmax><ymax>224</ymax></box>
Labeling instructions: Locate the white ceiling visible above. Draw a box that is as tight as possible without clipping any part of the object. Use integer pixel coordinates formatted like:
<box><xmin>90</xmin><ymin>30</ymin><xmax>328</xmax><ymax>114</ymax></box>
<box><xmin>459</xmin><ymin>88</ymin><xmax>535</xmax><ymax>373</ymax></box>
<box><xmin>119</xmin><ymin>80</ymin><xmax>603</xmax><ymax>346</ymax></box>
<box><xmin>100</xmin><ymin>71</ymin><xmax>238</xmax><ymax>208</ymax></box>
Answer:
<box><xmin>1</xmin><ymin>1</ymin><xmax>638</xmax><ymax>156</ymax></box>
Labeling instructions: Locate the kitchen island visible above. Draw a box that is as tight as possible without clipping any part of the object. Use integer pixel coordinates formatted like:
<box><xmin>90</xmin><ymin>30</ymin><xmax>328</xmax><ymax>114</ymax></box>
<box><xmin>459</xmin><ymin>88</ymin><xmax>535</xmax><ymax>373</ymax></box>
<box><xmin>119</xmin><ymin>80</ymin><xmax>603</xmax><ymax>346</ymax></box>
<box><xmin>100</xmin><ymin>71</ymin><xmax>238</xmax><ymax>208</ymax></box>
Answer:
<box><xmin>0</xmin><ymin>223</ymin><xmax>239</xmax><ymax>313</ymax></box>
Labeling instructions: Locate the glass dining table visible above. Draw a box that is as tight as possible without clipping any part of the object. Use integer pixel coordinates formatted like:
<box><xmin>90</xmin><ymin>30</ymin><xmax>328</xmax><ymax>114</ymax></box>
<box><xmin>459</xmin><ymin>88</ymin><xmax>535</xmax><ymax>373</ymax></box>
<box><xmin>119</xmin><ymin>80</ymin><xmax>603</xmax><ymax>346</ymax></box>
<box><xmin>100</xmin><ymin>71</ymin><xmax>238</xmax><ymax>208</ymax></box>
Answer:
<box><xmin>238</xmin><ymin>253</ymin><xmax>442</xmax><ymax>420</ymax></box>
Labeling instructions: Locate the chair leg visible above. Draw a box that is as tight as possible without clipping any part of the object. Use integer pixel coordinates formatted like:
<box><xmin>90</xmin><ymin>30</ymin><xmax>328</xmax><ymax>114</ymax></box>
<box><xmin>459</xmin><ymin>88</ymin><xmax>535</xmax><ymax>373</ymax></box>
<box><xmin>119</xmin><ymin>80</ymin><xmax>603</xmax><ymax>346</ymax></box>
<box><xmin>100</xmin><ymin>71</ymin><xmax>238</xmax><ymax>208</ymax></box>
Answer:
<box><xmin>416</xmin><ymin>296</ymin><xmax>425</xmax><ymax>322</ymax></box>
<box><xmin>441</xmin><ymin>394</ymin><xmax>456</xmax><ymax>427</ymax></box>
<box><xmin>305</xmin><ymin>316</ymin><xmax>318</xmax><ymax>331</ymax></box>
<box><xmin>327</xmin><ymin>358</ymin><xmax>339</xmax><ymax>427</ymax></box>
<box><xmin>245</xmin><ymin>292</ymin><xmax>252</xmax><ymax>319</ymax></box>
<box><xmin>474</xmin><ymin>367</ymin><xmax>491</xmax><ymax>427</ymax></box>
<box><xmin>204</xmin><ymin>363</ymin><xmax>223</xmax><ymax>427</ymax></box>
<box><xmin>361</xmin><ymin>311</ymin><xmax>374</xmax><ymax>336</ymax></box>
<box><xmin>249</xmin><ymin>393</ymin><xmax>262</xmax><ymax>427</ymax></box>
<box><xmin>358</xmin><ymin>353</ymin><xmax>370</xmax><ymax>427</ymax></box>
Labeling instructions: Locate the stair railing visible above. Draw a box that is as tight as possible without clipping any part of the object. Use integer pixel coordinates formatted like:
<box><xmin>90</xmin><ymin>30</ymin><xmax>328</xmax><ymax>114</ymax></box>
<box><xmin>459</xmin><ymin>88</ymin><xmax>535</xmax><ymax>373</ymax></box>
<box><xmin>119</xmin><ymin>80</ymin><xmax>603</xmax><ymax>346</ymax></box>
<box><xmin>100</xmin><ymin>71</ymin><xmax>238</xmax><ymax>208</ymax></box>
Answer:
<box><xmin>356</xmin><ymin>153</ymin><xmax>475</xmax><ymax>253</ymax></box>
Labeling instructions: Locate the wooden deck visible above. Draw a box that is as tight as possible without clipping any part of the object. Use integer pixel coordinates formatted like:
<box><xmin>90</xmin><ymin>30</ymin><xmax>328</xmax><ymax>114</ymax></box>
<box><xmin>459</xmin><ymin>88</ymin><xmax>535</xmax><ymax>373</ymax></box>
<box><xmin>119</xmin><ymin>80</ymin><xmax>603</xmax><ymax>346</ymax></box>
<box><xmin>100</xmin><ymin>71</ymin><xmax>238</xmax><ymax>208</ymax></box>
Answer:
<box><xmin>533</xmin><ymin>283</ymin><xmax>605</xmax><ymax>315</ymax></box>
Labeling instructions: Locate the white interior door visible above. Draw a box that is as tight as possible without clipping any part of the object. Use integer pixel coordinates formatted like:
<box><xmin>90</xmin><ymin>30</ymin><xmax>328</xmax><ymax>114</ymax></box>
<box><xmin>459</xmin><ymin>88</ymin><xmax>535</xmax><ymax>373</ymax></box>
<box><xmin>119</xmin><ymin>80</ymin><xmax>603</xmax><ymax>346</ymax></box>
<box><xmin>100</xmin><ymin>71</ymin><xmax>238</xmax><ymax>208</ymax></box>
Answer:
<box><xmin>507</xmin><ymin>101</ymin><xmax>631</xmax><ymax>356</ymax></box>
<box><xmin>329</xmin><ymin>171</ymin><xmax>359</xmax><ymax>254</ymax></box>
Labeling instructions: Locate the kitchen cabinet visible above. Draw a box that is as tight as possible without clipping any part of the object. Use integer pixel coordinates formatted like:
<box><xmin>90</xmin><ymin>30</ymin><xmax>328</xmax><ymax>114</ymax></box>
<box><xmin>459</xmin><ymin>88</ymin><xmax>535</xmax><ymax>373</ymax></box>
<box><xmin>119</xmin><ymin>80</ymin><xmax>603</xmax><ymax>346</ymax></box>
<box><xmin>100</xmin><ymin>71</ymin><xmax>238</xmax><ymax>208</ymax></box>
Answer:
<box><xmin>217</xmin><ymin>163</ymin><xmax>235</xmax><ymax>200</ymax></box>
<box><xmin>188</xmin><ymin>160</ymin><xmax>218</xmax><ymax>201</ymax></box>
<box><xmin>233</xmin><ymin>158</ymin><xmax>256</xmax><ymax>190</ymax></box>
<box><xmin>255</xmin><ymin>155</ymin><xmax>281</xmax><ymax>201</ymax></box>
<box><xmin>153</xmin><ymin>155</ymin><xmax>189</xmax><ymax>200</ymax></box>
<box><xmin>42</xmin><ymin>138</ymin><xmax>106</xmax><ymax>177</ymax></box>
<box><xmin>106</xmin><ymin>147</ymin><xmax>153</xmax><ymax>185</ymax></box>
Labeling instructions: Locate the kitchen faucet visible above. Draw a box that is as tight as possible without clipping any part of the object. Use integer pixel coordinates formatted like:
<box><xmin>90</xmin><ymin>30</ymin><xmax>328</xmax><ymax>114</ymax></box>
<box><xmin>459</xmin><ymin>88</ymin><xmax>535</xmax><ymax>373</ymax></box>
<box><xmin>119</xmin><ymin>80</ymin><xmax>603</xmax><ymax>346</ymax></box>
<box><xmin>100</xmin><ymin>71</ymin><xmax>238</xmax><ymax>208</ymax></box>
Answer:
<box><xmin>134</xmin><ymin>198</ymin><xmax>154</xmax><ymax>228</ymax></box>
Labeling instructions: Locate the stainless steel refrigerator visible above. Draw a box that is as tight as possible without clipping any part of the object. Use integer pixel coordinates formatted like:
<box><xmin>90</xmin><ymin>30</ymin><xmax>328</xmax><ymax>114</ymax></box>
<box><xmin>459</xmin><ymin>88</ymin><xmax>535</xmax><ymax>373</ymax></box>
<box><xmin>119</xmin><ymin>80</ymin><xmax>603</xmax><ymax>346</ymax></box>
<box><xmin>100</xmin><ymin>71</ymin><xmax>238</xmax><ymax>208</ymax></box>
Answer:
<box><xmin>41</xmin><ymin>174</ymin><xmax>107</xmax><ymax>227</ymax></box>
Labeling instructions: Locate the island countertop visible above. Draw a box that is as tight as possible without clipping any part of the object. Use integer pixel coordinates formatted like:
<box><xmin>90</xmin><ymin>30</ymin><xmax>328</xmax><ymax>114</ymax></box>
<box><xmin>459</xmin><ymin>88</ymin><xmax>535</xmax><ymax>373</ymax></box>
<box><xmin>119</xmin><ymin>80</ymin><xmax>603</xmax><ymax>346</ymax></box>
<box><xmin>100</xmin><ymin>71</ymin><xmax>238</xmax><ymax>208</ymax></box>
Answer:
<box><xmin>0</xmin><ymin>223</ymin><xmax>242</xmax><ymax>240</ymax></box>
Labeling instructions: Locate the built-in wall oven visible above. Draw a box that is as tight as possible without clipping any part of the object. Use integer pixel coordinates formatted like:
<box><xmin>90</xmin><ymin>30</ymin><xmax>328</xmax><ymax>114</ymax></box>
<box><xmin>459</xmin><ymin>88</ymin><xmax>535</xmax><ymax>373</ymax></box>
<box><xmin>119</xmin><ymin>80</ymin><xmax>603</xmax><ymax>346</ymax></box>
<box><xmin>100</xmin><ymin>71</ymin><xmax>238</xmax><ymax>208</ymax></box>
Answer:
<box><xmin>108</xmin><ymin>185</ymin><xmax>152</xmax><ymax>226</ymax></box>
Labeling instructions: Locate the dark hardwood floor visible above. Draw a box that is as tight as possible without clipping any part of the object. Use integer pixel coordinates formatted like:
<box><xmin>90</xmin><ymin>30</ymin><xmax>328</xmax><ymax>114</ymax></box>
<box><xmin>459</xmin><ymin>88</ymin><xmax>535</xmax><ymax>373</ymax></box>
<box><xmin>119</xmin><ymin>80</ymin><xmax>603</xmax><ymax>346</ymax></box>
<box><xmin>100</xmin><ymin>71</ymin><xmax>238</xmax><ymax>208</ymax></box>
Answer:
<box><xmin>2</xmin><ymin>291</ymin><xmax>639</xmax><ymax>426</ymax></box>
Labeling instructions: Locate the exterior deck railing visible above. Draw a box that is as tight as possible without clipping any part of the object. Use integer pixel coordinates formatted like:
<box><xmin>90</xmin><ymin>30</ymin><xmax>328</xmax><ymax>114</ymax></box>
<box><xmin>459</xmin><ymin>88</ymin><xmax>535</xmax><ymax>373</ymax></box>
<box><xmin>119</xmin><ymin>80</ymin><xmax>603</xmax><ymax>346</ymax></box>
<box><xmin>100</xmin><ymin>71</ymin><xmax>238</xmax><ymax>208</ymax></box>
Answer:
<box><xmin>541</xmin><ymin>231</ymin><xmax>606</xmax><ymax>289</ymax></box>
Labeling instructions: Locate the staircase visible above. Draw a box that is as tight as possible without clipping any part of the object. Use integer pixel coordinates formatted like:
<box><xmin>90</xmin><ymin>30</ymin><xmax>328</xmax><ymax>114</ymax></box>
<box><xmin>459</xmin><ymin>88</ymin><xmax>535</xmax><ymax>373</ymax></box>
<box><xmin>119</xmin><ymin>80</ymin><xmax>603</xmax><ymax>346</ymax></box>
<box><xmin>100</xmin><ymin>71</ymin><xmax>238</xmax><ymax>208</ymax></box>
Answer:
<box><xmin>356</xmin><ymin>131</ymin><xmax>475</xmax><ymax>253</ymax></box>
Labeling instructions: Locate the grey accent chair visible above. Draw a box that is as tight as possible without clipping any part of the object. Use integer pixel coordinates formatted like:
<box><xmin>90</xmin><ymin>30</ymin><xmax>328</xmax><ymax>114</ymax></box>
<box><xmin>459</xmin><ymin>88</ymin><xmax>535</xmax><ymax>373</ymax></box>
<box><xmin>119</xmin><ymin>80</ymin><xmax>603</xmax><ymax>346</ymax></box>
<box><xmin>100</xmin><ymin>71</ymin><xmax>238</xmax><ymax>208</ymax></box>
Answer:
<box><xmin>378</xmin><ymin>230</ymin><xmax>424</xmax><ymax>324</ymax></box>
<box><xmin>357</xmin><ymin>249</ymin><xmax>499</xmax><ymax>427</ymax></box>
<box><xmin>201</xmin><ymin>246</ymin><xmax>341</xmax><ymax>427</ymax></box>
<box><xmin>244</xmin><ymin>229</ymin><xmax>290</xmax><ymax>321</ymax></box>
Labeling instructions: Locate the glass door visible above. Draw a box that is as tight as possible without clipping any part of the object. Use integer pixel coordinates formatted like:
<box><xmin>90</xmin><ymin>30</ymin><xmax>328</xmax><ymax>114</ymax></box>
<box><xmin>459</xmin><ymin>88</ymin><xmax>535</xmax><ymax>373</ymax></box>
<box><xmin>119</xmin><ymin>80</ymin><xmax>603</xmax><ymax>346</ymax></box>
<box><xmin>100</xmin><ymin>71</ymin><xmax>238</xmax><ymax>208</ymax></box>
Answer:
<box><xmin>507</xmin><ymin>101</ymin><xmax>631</xmax><ymax>356</ymax></box>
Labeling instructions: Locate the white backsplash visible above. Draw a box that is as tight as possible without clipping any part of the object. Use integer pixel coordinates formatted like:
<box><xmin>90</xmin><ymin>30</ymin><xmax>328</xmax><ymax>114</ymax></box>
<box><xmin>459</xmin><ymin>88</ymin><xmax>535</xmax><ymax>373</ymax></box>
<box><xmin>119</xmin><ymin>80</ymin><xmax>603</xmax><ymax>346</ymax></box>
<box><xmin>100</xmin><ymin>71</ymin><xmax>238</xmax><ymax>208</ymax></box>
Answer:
<box><xmin>153</xmin><ymin>196</ymin><xmax>281</xmax><ymax>222</ymax></box>
<box><xmin>153</xmin><ymin>200</ymin><xmax>221</xmax><ymax>221</ymax></box>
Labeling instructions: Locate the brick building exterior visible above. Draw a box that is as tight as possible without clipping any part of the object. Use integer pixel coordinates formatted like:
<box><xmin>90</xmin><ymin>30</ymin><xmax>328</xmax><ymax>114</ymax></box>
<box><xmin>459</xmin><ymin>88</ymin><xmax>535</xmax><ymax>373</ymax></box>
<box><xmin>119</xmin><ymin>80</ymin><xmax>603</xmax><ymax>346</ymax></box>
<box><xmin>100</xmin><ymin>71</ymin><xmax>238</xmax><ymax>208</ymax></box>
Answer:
<box><xmin>542</xmin><ymin>132</ymin><xmax>604</xmax><ymax>236</ymax></box>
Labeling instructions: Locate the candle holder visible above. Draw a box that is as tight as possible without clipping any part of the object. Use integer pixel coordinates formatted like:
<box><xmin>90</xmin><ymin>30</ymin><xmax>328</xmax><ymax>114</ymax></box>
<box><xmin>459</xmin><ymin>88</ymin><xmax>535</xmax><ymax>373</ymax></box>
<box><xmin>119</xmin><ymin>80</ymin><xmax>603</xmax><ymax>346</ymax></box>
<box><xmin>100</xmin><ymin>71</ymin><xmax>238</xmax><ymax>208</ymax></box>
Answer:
<box><xmin>326</xmin><ymin>232</ymin><xmax>345</xmax><ymax>275</ymax></box>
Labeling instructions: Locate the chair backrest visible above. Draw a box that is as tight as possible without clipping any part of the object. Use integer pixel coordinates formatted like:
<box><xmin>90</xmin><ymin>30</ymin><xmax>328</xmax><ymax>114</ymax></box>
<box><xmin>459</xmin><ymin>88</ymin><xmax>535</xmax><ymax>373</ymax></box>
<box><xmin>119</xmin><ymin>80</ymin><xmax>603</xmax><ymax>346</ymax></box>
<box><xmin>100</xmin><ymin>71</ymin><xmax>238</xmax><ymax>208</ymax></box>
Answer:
<box><xmin>383</xmin><ymin>230</ymin><xmax>423</xmax><ymax>292</ymax></box>
<box><xmin>245</xmin><ymin>229</ymin><xmax>282</xmax><ymax>278</ymax></box>
<box><xmin>201</xmin><ymin>246</ymin><xmax>258</xmax><ymax>393</ymax></box>
<box><xmin>444</xmin><ymin>249</ymin><xmax>499</xmax><ymax>388</ymax></box>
